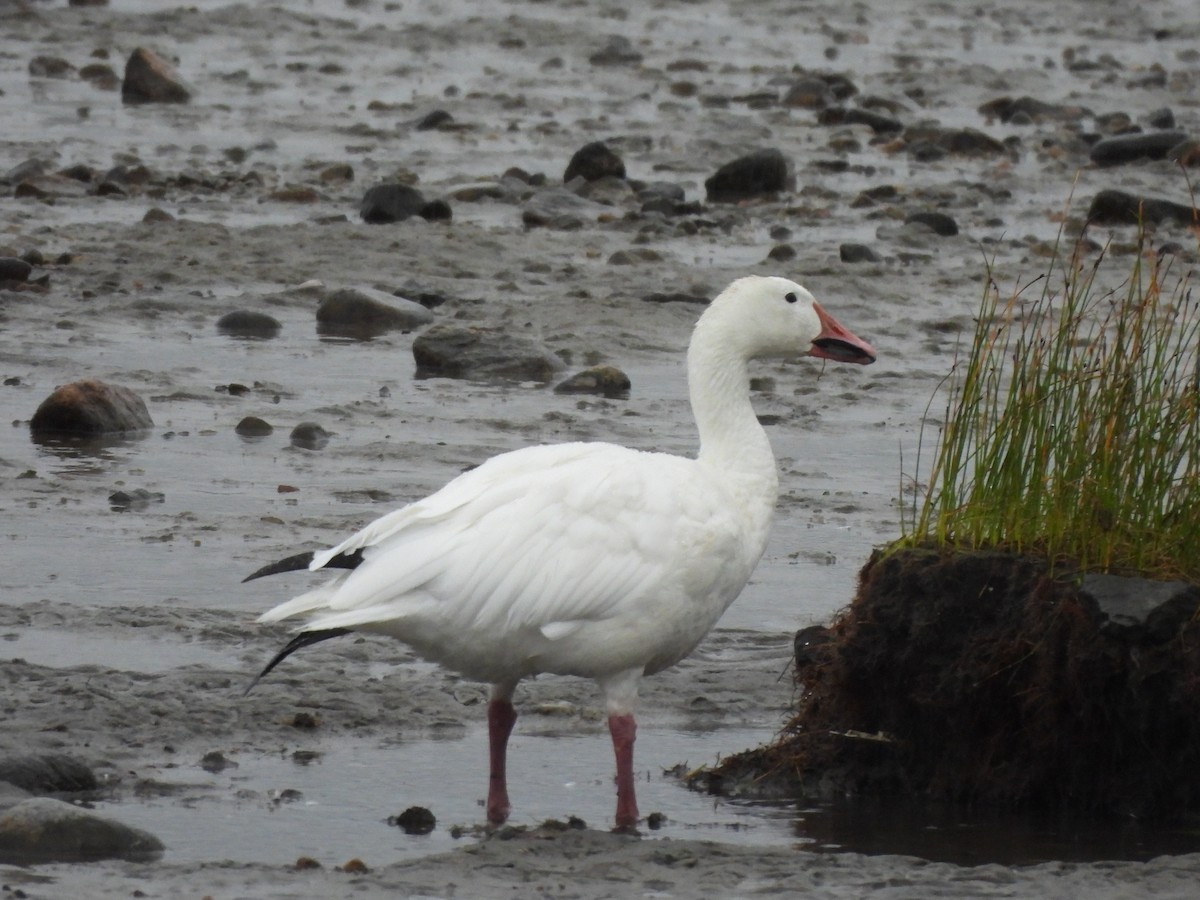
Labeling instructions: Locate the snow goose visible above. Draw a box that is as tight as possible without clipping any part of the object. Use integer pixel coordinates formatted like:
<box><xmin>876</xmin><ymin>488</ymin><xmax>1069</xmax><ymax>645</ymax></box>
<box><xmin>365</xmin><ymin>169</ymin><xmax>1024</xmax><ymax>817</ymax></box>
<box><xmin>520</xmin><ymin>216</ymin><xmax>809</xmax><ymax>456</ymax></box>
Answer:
<box><xmin>245</xmin><ymin>275</ymin><xmax>876</xmax><ymax>831</ymax></box>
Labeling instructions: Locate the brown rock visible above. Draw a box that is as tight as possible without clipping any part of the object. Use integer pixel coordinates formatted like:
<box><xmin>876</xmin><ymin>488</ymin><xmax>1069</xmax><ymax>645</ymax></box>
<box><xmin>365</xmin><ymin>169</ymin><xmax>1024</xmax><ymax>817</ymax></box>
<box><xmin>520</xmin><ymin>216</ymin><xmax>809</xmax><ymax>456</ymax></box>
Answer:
<box><xmin>121</xmin><ymin>47</ymin><xmax>191</xmax><ymax>105</ymax></box>
<box><xmin>30</xmin><ymin>379</ymin><xmax>154</xmax><ymax>436</ymax></box>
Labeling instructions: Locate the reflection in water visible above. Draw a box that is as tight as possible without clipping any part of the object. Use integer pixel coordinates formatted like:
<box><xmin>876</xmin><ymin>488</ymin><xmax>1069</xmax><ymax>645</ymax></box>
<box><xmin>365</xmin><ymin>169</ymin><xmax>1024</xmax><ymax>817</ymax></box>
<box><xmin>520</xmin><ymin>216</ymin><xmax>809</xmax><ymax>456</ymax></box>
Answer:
<box><xmin>782</xmin><ymin>796</ymin><xmax>1200</xmax><ymax>865</ymax></box>
<box><xmin>30</xmin><ymin>431</ymin><xmax>150</xmax><ymax>473</ymax></box>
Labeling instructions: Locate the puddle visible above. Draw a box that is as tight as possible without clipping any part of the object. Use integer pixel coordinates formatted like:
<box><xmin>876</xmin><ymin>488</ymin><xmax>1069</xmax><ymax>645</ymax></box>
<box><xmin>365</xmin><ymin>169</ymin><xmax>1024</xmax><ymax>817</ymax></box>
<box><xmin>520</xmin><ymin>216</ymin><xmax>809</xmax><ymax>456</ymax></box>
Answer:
<box><xmin>97</xmin><ymin>726</ymin><xmax>792</xmax><ymax>865</ymax></box>
<box><xmin>0</xmin><ymin>628</ymin><xmax>239</xmax><ymax>673</ymax></box>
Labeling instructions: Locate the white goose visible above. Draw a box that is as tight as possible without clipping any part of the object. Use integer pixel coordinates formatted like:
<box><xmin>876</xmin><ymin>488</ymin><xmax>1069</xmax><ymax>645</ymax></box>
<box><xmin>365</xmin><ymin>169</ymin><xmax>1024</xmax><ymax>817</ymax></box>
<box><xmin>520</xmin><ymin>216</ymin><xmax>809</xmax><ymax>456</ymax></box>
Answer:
<box><xmin>245</xmin><ymin>275</ymin><xmax>875</xmax><ymax>831</ymax></box>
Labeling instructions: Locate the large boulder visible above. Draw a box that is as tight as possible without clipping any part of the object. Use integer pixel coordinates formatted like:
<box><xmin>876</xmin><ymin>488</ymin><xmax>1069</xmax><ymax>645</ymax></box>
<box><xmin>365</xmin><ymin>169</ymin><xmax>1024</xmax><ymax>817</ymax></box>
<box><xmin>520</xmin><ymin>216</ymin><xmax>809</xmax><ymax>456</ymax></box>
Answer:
<box><xmin>121</xmin><ymin>47</ymin><xmax>191</xmax><ymax>104</ymax></box>
<box><xmin>30</xmin><ymin>379</ymin><xmax>153</xmax><ymax>437</ymax></box>
<box><xmin>0</xmin><ymin>798</ymin><xmax>164</xmax><ymax>864</ymax></box>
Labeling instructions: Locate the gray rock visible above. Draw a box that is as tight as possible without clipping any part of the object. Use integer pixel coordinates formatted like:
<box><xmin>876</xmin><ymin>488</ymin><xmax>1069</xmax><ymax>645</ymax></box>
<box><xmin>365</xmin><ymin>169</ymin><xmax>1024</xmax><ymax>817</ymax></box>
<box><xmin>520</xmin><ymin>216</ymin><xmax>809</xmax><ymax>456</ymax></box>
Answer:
<box><xmin>235</xmin><ymin>416</ymin><xmax>274</xmax><ymax>438</ymax></box>
<box><xmin>360</xmin><ymin>183</ymin><xmax>426</xmax><ymax>224</ymax></box>
<box><xmin>413</xmin><ymin>324</ymin><xmax>564</xmax><ymax>382</ymax></box>
<box><xmin>588</xmin><ymin>35</ymin><xmax>643</xmax><ymax>66</ymax></box>
<box><xmin>216</xmin><ymin>309</ymin><xmax>282</xmax><ymax>339</ymax></box>
<box><xmin>977</xmin><ymin>95</ymin><xmax>1088</xmax><ymax>124</ymax></box>
<box><xmin>1089</xmin><ymin>131</ymin><xmax>1190</xmax><ymax>167</ymax></box>
<box><xmin>1086</xmin><ymin>189</ymin><xmax>1196</xmax><ymax>226</ymax></box>
<box><xmin>30</xmin><ymin>379</ymin><xmax>153</xmax><ymax>437</ymax></box>
<box><xmin>840</xmin><ymin>243</ymin><xmax>881</xmax><ymax>263</ymax></box>
<box><xmin>0</xmin><ymin>798</ymin><xmax>164</xmax><ymax>864</ymax></box>
<box><xmin>563</xmin><ymin>141</ymin><xmax>625</xmax><ymax>183</ymax></box>
<box><xmin>109</xmin><ymin>488</ymin><xmax>164</xmax><ymax>511</ymax></box>
<box><xmin>316</xmin><ymin>286</ymin><xmax>433</xmax><ymax>339</ymax></box>
<box><xmin>0</xmin><ymin>257</ymin><xmax>33</xmax><ymax>283</ymax></box>
<box><xmin>0</xmin><ymin>754</ymin><xmax>97</xmax><ymax>795</ymax></box>
<box><xmin>817</xmin><ymin>107</ymin><xmax>903</xmax><ymax>134</ymax></box>
<box><xmin>290</xmin><ymin>422</ymin><xmax>331</xmax><ymax>451</ymax></box>
<box><xmin>705</xmin><ymin>149</ymin><xmax>791</xmax><ymax>203</ymax></box>
<box><xmin>904</xmin><ymin>211</ymin><xmax>959</xmax><ymax>236</ymax></box>
<box><xmin>360</xmin><ymin>184</ymin><xmax>452</xmax><ymax>225</ymax></box>
<box><xmin>554</xmin><ymin>366</ymin><xmax>631</xmax><ymax>399</ymax></box>
<box><xmin>29</xmin><ymin>56</ymin><xmax>74</xmax><ymax>78</ymax></box>
<box><xmin>521</xmin><ymin>187</ymin><xmax>604</xmax><ymax>229</ymax></box>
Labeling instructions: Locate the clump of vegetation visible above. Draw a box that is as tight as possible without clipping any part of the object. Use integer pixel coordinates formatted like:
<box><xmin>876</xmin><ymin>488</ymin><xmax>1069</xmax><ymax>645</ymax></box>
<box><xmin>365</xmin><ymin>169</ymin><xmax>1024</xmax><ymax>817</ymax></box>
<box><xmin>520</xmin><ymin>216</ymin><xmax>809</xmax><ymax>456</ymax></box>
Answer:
<box><xmin>900</xmin><ymin>228</ymin><xmax>1200</xmax><ymax>582</ymax></box>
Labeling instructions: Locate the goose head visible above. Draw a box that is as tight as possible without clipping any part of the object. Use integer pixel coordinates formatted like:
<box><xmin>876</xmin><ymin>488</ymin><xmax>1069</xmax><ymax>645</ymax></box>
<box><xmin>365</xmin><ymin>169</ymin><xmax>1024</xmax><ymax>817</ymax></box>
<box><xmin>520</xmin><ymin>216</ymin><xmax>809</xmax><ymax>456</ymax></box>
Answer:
<box><xmin>702</xmin><ymin>275</ymin><xmax>876</xmax><ymax>365</ymax></box>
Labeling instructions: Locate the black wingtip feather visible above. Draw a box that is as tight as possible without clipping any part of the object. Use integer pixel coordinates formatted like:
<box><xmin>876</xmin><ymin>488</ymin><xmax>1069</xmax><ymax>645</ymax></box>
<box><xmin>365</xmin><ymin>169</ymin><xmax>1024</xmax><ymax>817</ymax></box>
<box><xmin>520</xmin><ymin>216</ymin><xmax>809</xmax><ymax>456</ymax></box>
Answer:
<box><xmin>243</xmin><ymin>627</ymin><xmax>354</xmax><ymax>696</ymax></box>
<box><xmin>242</xmin><ymin>548</ymin><xmax>366</xmax><ymax>583</ymax></box>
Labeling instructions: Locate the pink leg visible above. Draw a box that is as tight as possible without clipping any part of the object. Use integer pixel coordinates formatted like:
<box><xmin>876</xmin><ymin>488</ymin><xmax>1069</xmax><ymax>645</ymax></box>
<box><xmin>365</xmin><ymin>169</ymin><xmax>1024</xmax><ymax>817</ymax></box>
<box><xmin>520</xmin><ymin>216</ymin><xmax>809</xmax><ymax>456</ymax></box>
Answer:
<box><xmin>487</xmin><ymin>696</ymin><xmax>518</xmax><ymax>826</ymax></box>
<box><xmin>608</xmin><ymin>712</ymin><xmax>639</xmax><ymax>831</ymax></box>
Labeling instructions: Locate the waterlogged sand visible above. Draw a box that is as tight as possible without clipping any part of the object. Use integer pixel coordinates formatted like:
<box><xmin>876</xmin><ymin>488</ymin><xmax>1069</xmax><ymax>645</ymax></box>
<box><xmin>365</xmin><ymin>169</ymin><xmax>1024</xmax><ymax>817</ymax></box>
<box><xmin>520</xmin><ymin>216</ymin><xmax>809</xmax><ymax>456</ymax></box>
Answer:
<box><xmin>2</xmin><ymin>0</ymin><xmax>1199</xmax><ymax>895</ymax></box>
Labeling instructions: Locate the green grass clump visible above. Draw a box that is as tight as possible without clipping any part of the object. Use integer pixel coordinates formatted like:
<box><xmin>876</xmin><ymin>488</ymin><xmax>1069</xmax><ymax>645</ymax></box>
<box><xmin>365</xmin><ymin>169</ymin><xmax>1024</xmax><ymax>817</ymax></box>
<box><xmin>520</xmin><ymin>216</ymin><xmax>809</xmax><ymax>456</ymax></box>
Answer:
<box><xmin>901</xmin><ymin>230</ymin><xmax>1200</xmax><ymax>581</ymax></box>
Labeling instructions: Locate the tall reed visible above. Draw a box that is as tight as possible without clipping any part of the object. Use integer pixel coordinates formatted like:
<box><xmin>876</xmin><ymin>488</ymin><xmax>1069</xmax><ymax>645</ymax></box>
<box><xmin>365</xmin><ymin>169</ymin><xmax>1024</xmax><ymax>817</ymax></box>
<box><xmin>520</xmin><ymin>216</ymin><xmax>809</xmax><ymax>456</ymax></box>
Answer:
<box><xmin>901</xmin><ymin>230</ymin><xmax>1200</xmax><ymax>582</ymax></box>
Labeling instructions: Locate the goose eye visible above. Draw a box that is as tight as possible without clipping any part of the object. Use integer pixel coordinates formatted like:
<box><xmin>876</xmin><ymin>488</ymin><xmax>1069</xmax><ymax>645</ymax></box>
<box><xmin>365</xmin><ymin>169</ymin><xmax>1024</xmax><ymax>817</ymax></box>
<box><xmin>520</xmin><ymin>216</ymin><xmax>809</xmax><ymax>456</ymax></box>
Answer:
<box><xmin>784</xmin><ymin>292</ymin><xmax>798</xmax><ymax>304</ymax></box>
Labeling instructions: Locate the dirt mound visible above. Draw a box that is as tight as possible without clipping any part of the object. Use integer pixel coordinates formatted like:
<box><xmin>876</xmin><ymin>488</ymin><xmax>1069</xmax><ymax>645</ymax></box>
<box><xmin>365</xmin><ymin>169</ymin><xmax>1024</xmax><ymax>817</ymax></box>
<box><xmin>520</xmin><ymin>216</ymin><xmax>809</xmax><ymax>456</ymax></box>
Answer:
<box><xmin>703</xmin><ymin>549</ymin><xmax>1200</xmax><ymax>820</ymax></box>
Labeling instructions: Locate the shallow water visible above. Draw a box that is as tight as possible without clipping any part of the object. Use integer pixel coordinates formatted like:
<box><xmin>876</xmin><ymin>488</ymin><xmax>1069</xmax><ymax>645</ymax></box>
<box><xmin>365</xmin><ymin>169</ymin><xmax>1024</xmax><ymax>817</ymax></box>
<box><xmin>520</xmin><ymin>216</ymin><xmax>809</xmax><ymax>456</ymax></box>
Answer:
<box><xmin>97</xmin><ymin>726</ymin><xmax>787</xmax><ymax>865</ymax></box>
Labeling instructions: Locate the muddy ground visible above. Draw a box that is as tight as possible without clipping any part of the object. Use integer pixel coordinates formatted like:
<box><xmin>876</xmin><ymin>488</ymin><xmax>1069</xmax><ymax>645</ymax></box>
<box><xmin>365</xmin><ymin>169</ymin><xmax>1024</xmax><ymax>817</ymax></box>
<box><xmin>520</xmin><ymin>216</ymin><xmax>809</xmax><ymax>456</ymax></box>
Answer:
<box><xmin>2</xmin><ymin>0</ymin><xmax>1199</xmax><ymax>895</ymax></box>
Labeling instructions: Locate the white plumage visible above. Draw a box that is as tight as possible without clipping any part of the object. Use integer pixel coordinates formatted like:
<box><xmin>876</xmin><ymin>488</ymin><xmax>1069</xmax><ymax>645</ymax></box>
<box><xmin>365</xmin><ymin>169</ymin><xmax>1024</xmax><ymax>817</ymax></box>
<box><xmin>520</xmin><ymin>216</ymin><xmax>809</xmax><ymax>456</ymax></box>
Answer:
<box><xmin>249</xmin><ymin>275</ymin><xmax>876</xmax><ymax>830</ymax></box>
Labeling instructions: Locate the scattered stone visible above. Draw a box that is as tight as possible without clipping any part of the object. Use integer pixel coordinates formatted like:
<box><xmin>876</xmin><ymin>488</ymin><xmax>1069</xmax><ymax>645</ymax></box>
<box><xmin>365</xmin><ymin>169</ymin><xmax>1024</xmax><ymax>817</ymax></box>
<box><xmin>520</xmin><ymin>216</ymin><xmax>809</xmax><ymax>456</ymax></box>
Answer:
<box><xmin>109</xmin><ymin>488</ymin><xmax>164</xmax><ymax>511</ymax></box>
<box><xmin>0</xmin><ymin>798</ymin><xmax>164</xmax><ymax>864</ymax></box>
<box><xmin>564</xmin><ymin>141</ymin><xmax>625</xmax><ymax>184</ymax></box>
<box><xmin>607</xmin><ymin>248</ymin><xmax>662</xmax><ymax>265</ymax></box>
<box><xmin>389</xmin><ymin>806</ymin><xmax>436</xmax><ymax>835</ymax></box>
<box><xmin>419</xmin><ymin>198</ymin><xmax>453</xmax><ymax>222</ymax></box>
<box><xmin>268</xmin><ymin>186</ymin><xmax>322</xmax><ymax>203</ymax></box>
<box><xmin>704</xmin><ymin>149</ymin><xmax>790</xmax><ymax>203</ymax></box>
<box><xmin>904</xmin><ymin>125</ymin><xmax>1007</xmax><ymax>158</ymax></box>
<box><xmin>0</xmin><ymin>754</ymin><xmax>97</xmax><ymax>794</ymax></box>
<box><xmin>0</xmin><ymin>257</ymin><xmax>33</xmax><ymax>283</ymax></box>
<box><xmin>781</xmin><ymin>76</ymin><xmax>836</xmax><ymax>109</ymax></box>
<box><xmin>290</xmin><ymin>422</ymin><xmax>331</xmax><ymax>451</ymax></box>
<box><xmin>412</xmin><ymin>324</ymin><xmax>565</xmax><ymax>382</ymax></box>
<box><xmin>415</xmin><ymin>109</ymin><xmax>453</xmax><ymax>130</ymax></box>
<box><xmin>766</xmin><ymin>244</ymin><xmax>796</xmax><ymax>262</ymax></box>
<box><xmin>817</xmin><ymin>107</ymin><xmax>903</xmax><ymax>134</ymax></box>
<box><xmin>520</xmin><ymin>188</ymin><xmax>602</xmax><ymax>229</ymax></box>
<box><xmin>29</xmin><ymin>56</ymin><xmax>74</xmax><ymax>78</ymax></box>
<box><xmin>121</xmin><ymin>47</ymin><xmax>191</xmax><ymax>104</ymax></box>
<box><xmin>13</xmin><ymin>173</ymin><xmax>91</xmax><ymax>200</ymax></box>
<box><xmin>360</xmin><ymin>183</ymin><xmax>424</xmax><ymax>223</ymax></box>
<box><xmin>904</xmin><ymin>211</ymin><xmax>959</xmax><ymax>236</ymax></box>
<box><xmin>79</xmin><ymin>62</ymin><xmax>120</xmax><ymax>90</ymax></box>
<box><xmin>30</xmin><ymin>379</ymin><xmax>153</xmax><ymax>437</ymax></box>
<box><xmin>554</xmin><ymin>366</ymin><xmax>631</xmax><ymax>399</ymax></box>
<box><xmin>143</xmin><ymin>207</ymin><xmax>175</xmax><ymax>224</ymax></box>
<box><xmin>216</xmin><ymin>310</ymin><xmax>282</xmax><ymax>339</ymax></box>
<box><xmin>637</xmin><ymin>181</ymin><xmax>688</xmax><ymax>215</ymax></box>
<box><xmin>235</xmin><ymin>416</ymin><xmax>274</xmax><ymax>438</ymax></box>
<box><xmin>840</xmin><ymin>243</ymin><xmax>881</xmax><ymax>263</ymax></box>
<box><xmin>588</xmin><ymin>35</ymin><xmax>643</xmax><ymax>67</ymax></box>
<box><xmin>1086</xmin><ymin>189</ymin><xmax>1196</xmax><ymax>226</ymax></box>
<box><xmin>320</xmin><ymin>163</ymin><xmax>354</xmax><ymax>183</ymax></box>
<box><xmin>977</xmin><ymin>96</ymin><xmax>1087</xmax><ymax>124</ymax></box>
<box><xmin>1171</xmin><ymin>140</ymin><xmax>1200</xmax><ymax>167</ymax></box>
<box><xmin>200</xmin><ymin>751</ymin><xmax>238</xmax><ymax>774</ymax></box>
<box><xmin>360</xmin><ymin>183</ymin><xmax>450</xmax><ymax>224</ymax></box>
<box><xmin>1089</xmin><ymin>131</ymin><xmax>1190</xmax><ymax>167</ymax></box>
<box><xmin>1145</xmin><ymin>107</ymin><xmax>1176</xmax><ymax>129</ymax></box>
<box><xmin>316</xmin><ymin>286</ymin><xmax>434</xmax><ymax>339</ymax></box>
<box><xmin>574</xmin><ymin>176</ymin><xmax>635</xmax><ymax>208</ymax></box>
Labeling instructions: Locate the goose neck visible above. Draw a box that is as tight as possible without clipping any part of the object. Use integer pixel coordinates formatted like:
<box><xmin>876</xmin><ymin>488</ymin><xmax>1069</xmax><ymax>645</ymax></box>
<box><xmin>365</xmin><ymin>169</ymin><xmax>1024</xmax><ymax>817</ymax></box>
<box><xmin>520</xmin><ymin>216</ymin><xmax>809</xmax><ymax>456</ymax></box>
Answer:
<box><xmin>687</xmin><ymin>332</ymin><xmax>776</xmax><ymax>479</ymax></box>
